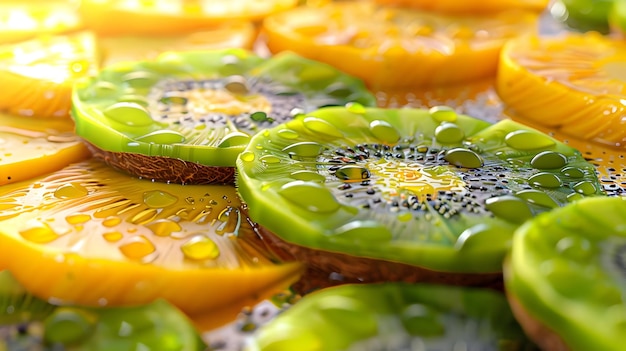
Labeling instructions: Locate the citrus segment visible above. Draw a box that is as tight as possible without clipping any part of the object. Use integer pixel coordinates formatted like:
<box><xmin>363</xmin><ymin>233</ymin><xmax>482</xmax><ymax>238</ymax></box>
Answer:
<box><xmin>262</xmin><ymin>2</ymin><xmax>539</xmax><ymax>89</ymax></box>
<box><xmin>497</xmin><ymin>32</ymin><xmax>626</xmax><ymax>148</ymax></box>
<box><xmin>0</xmin><ymin>159</ymin><xmax>303</xmax><ymax>316</ymax></box>
<box><xmin>0</xmin><ymin>1</ymin><xmax>82</xmax><ymax>44</ymax></box>
<box><xmin>0</xmin><ymin>30</ymin><xmax>99</xmax><ymax>118</ymax></box>
<box><xmin>0</xmin><ymin>112</ymin><xmax>91</xmax><ymax>186</ymax></box>
<box><xmin>375</xmin><ymin>0</ymin><xmax>549</xmax><ymax>14</ymax></box>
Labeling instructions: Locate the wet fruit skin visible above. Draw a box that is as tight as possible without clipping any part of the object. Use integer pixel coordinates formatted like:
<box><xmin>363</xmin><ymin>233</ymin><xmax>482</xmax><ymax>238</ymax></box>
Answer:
<box><xmin>506</xmin><ymin>197</ymin><xmax>626</xmax><ymax>351</ymax></box>
<box><xmin>236</xmin><ymin>106</ymin><xmax>603</xmax><ymax>276</ymax></box>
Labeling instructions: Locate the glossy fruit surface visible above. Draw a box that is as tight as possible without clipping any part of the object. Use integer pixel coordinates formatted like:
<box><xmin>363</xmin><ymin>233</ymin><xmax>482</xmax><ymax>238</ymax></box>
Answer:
<box><xmin>262</xmin><ymin>2</ymin><xmax>538</xmax><ymax>89</ymax></box>
<box><xmin>551</xmin><ymin>0</ymin><xmax>613</xmax><ymax>33</ymax></box>
<box><xmin>0</xmin><ymin>1</ymin><xmax>82</xmax><ymax>44</ymax></box>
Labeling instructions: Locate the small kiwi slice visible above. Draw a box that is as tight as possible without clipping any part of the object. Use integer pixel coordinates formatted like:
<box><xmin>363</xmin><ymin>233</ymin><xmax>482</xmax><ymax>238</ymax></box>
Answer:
<box><xmin>235</xmin><ymin>105</ymin><xmax>604</xmax><ymax>292</ymax></box>
<box><xmin>245</xmin><ymin>283</ymin><xmax>539</xmax><ymax>351</ymax></box>
<box><xmin>0</xmin><ymin>270</ymin><xmax>56</xmax><ymax>326</ymax></box>
<box><xmin>505</xmin><ymin>196</ymin><xmax>626</xmax><ymax>351</ymax></box>
<box><xmin>42</xmin><ymin>299</ymin><xmax>204</xmax><ymax>350</ymax></box>
<box><xmin>71</xmin><ymin>48</ymin><xmax>375</xmax><ymax>184</ymax></box>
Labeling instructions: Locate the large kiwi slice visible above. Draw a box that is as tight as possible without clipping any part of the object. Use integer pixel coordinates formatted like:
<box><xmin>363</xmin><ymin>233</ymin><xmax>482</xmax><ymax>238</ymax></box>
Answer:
<box><xmin>245</xmin><ymin>283</ymin><xmax>539</xmax><ymax>351</ymax></box>
<box><xmin>71</xmin><ymin>48</ymin><xmax>375</xmax><ymax>184</ymax></box>
<box><xmin>0</xmin><ymin>270</ymin><xmax>56</xmax><ymax>325</ymax></box>
<box><xmin>0</xmin><ymin>158</ymin><xmax>302</xmax><ymax>317</ymax></box>
<box><xmin>505</xmin><ymin>196</ymin><xmax>626</xmax><ymax>351</ymax></box>
<box><xmin>235</xmin><ymin>105</ymin><xmax>604</xmax><ymax>291</ymax></box>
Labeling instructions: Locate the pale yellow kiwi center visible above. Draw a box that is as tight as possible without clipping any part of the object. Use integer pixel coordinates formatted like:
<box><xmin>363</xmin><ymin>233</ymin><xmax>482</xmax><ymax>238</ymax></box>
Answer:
<box><xmin>185</xmin><ymin>88</ymin><xmax>272</xmax><ymax>116</ymax></box>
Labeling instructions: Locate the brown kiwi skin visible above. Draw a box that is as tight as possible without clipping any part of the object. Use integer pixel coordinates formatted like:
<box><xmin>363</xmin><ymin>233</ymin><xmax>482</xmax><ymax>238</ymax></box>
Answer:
<box><xmin>85</xmin><ymin>141</ymin><xmax>235</xmax><ymax>184</ymax></box>
<box><xmin>241</xmin><ymin>205</ymin><xmax>503</xmax><ymax>295</ymax></box>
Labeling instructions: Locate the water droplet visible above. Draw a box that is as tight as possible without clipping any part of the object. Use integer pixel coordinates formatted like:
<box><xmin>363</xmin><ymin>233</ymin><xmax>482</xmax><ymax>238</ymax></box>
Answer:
<box><xmin>282</xmin><ymin>142</ymin><xmax>324</xmax><ymax>157</ymax></box>
<box><xmin>260</xmin><ymin>155</ymin><xmax>281</xmax><ymax>164</ymax></box>
<box><xmin>401</xmin><ymin>303</ymin><xmax>445</xmax><ymax>337</ymax></box>
<box><xmin>529</xmin><ymin>172</ymin><xmax>562</xmax><ymax>188</ymax></box>
<box><xmin>143</xmin><ymin>190</ymin><xmax>178</xmax><ymax>208</ymax></box>
<box><xmin>54</xmin><ymin>183</ymin><xmax>88</xmax><ymax>199</ymax></box>
<box><xmin>19</xmin><ymin>220</ymin><xmax>59</xmax><ymax>243</ymax></box>
<box><xmin>290</xmin><ymin>170</ymin><xmax>325</xmax><ymax>182</ymax></box>
<box><xmin>159</xmin><ymin>94</ymin><xmax>188</xmax><ymax>105</ymax></box>
<box><xmin>444</xmin><ymin>148</ymin><xmax>483</xmax><ymax>168</ymax></box>
<box><xmin>102</xmin><ymin>216</ymin><xmax>122</xmax><ymax>227</ymax></box>
<box><xmin>146</xmin><ymin>219</ymin><xmax>182</xmax><ymax>237</ymax></box>
<box><xmin>369</xmin><ymin>120</ymin><xmax>400</xmax><ymax>144</ymax></box>
<box><xmin>118</xmin><ymin>94</ymin><xmax>149</xmax><ymax>107</ymax></box>
<box><xmin>65</xmin><ymin>213</ymin><xmax>91</xmax><ymax>224</ymax></box>
<box><xmin>218</xmin><ymin>132</ymin><xmax>250</xmax><ymax>148</ymax></box>
<box><xmin>530</xmin><ymin>151</ymin><xmax>567</xmax><ymax>169</ymax></box>
<box><xmin>556</xmin><ymin>236</ymin><xmax>593</xmax><ymax>261</ymax></box>
<box><xmin>573</xmin><ymin>181</ymin><xmax>597</xmax><ymax>195</ymax></box>
<box><xmin>346</xmin><ymin>102</ymin><xmax>366</xmax><ymax>114</ymax></box>
<box><xmin>216</xmin><ymin>206</ymin><xmax>240</xmax><ymax>235</ymax></box>
<box><xmin>135</xmin><ymin>130</ymin><xmax>185</xmax><ymax>144</ymax></box>
<box><xmin>130</xmin><ymin>209</ymin><xmax>159</xmax><ymax>225</ymax></box>
<box><xmin>515</xmin><ymin>189</ymin><xmax>558</xmax><ymax>208</ymax></box>
<box><xmin>435</xmin><ymin>122</ymin><xmax>464</xmax><ymax>144</ymax></box>
<box><xmin>43</xmin><ymin>308</ymin><xmax>96</xmax><ymax>345</ymax></box>
<box><xmin>224</xmin><ymin>75</ymin><xmax>249</xmax><ymax>95</ymax></box>
<box><xmin>455</xmin><ymin>224</ymin><xmax>509</xmax><ymax>251</ymax></box>
<box><xmin>103</xmin><ymin>102</ymin><xmax>154</xmax><ymax>127</ymax></box>
<box><xmin>332</xmin><ymin>220</ymin><xmax>392</xmax><ymax>242</ymax></box>
<box><xmin>567</xmin><ymin>192</ymin><xmax>584</xmax><ymax>202</ymax></box>
<box><xmin>122</xmin><ymin>71</ymin><xmax>158</xmax><ymax>89</ymax></box>
<box><xmin>561</xmin><ymin>166</ymin><xmax>585</xmax><ymax>178</ymax></box>
<box><xmin>277</xmin><ymin>128</ymin><xmax>299</xmax><ymax>139</ymax></box>
<box><xmin>181</xmin><ymin>235</ymin><xmax>220</xmax><ymax>260</ymax></box>
<box><xmin>485</xmin><ymin>195</ymin><xmax>532</xmax><ymax>224</ymax></box>
<box><xmin>504</xmin><ymin>130</ymin><xmax>555</xmax><ymax>150</ymax></box>
<box><xmin>335</xmin><ymin>165</ymin><xmax>371</xmax><ymax>182</ymax></box>
<box><xmin>278</xmin><ymin>181</ymin><xmax>340</xmax><ymax>213</ymax></box>
<box><xmin>92</xmin><ymin>81</ymin><xmax>117</xmax><ymax>98</ymax></box>
<box><xmin>303</xmin><ymin>117</ymin><xmax>343</xmax><ymax>138</ymax></box>
<box><xmin>429</xmin><ymin>105</ymin><xmax>457</xmax><ymax>122</ymax></box>
<box><xmin>119</xmin><ymin>236</ymin><xmax>156</xmax><ymax>260</ymax></box>
<box><xmin>103</xmin><ymin>232</ymin><xmax>123</xmax><ymax>242</ymax></box>
<box><xmin>240</xmin><ymin>151</ymin><xmax>255</xmax><ymax>162</ymax></box>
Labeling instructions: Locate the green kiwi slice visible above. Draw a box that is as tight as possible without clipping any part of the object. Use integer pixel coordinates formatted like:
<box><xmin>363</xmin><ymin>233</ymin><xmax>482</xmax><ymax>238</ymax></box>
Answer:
<box><xmin>505</xmin><ymin>196</ymin><xmax>626</xmax><ymax>351</ymax></box>
<box><xmin>245</xmin><ymin>283</ymin><xmax>539</xmax><ymax>351</ymax></box>
<box><xmin>43</xmin><ymin>299</ymin><xmax>204</xmax><ymax>350</ymax></box>
<box><xmin>235</xmin><ymin>105</ymin><xmax>604</xmax><ymax>290</ymax></box>
<box><xmin>0</xmin><ymin>270</ymin><xmax>56</xmax><ymax>325</ymax></box>
<box><xmin>71</xmin><ymin>48</ymin><xmax>375</xmax><ymax>184</ymax></box>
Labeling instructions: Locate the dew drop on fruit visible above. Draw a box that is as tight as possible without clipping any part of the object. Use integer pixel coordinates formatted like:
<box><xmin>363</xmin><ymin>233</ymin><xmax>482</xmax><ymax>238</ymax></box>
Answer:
<box><xmin>435</xmin><ymin>123</ymin><xmax>464</xmax><ymax>144</ymax></box>
<box><xmin>240</xmin><ymin>151</ymin><xmax>255</xmax><ymax>162</ymax></box>
<box><xmin>219</xmin><ymin>132</ymin><xmax>250</xmax><ymax>148</ymax></box>
<box><xmin>530</xmin><ymin>151</ymin><xmax>568</xmax><ymax>169</ymax></box>
<box><xmin>19</xmin><ymin>220</ymin><xmax>59</xmax><ymax>244</ymax></box>
<box><xmin>181</xmin><ymin>235</ymin><xmax>220</xmax><ymax>260</ymax></box>
<box><xmin>335</xmin><ymin>165</ymin><xmax>371</xmax><ymax>182</ymax></box>
<box><xmin>567</xmin><ymin>192</ymin><xmax>584</xmax><ymax>202</ymax></box>
<box><xmin>303</xmin><ymin>117</ymin><xmax>343</xmax><ymax>138</ymax></box>
<box><xmin>146</xmin><ymin>219</ymin><xmax>182</xmax><ymax>237</ymax></box>
<box><xmin>443</xmin><ymin>148</ymin><xmax>483</xmax><ymax>169</ymax></box>
<box><xmin>504</xmin><ymin>130</ymin><xmax>555</xmax><ymax>150</ymax></box>
<box><xmin>429</xmin><ymin>106</ymin><xmax>457</xmax><ymax>123</ymax></box>
<box><xmin>561</xmin><ymin>166</ymin><xmax>585</xmax><ymax>178</ymax></box>
<box><xmin>260</xmin><ymin>155</ymin><xmax>281</xmax><ymax>164</ymax></box>
<box><xmin>278</xmin><ymin>181</ymin><xmax>340</xmax><ymax>213</ymax></box>
<box><xmin>54</xmin><ymin>183</ymin><xmax>88</xmax><ymax>199</ymax></box>
<box><xmin>573</xmin><ymin>181</ymin><xmax>597</xmax><ymax>195</ymax></box>
<box><xmin>282</xmin><ymin>142</ymin><xmax>324</xmax><ymax>157</ymax></box>
<box><xmin>103</xmin><ymin>102</ymin><xmax>154</xmax><ymax>127</ymax></box>
<box><xmin>92</xmin><ymin>81</ymin><xmax>118</xmax><ymax>98</ymax></box>
<box><xmin>65</xmin><ymin>213</ymin><xmax>91</xmax><ymax>224</ymax></box>
<box><xmin>102</xmin><ymin>231</ymin><xmax>123</xmax><ymax>242</ymax></box>
<box><xmin>224</xmin><ymin>75</ymin><xmax>249</xmax><ymax>95</ymax></box>
<box><xmin>346</xmin><ymin>102</ymin><xmax>366</xmax><ymax>114</ymax></box>
<box><xmin>159</xmin><ymin>94</ymin><xmax>188</xmax><ymax>106</ymax></box>
<box><xmin>102</xmin><ymin>216</ymin><xmax>122</xmax><ymax>227</ymax></box>
<box><xmin>529</xmin><ymin>172</ymin><xmax>562</xmax><ymax>188</ymax></box>
<box><xmin>369</xmin><ymin>120</ymin><xmax>400</xmax><ymax>144</ymax></box>
<box><xmin>143</xmin><ymin>190</ymin><xmax>178</xmax><ymax>208</ymax></box>
<box><xmin>119</xmin><ymin>235</ymin><xmax>156</xmax><ymax>260</ymax></box>
<box><xmin>290</xmin><ymin>170</ymin><xmax>325</xmax><ymax>182</ymax></box>
<box><xmin>515</xmin><ymin>189</ymin><xmax>558</xmax><ymax>208</ymax></box>
<box><xmin>277</xmin><ymin>129</ymin><xmax>299</xmax><ymax>139</ymax></box>
<box><xmin>484</xmin><ymin>195</ymin><xmax>532</xmax><ymax>224</ymax></box>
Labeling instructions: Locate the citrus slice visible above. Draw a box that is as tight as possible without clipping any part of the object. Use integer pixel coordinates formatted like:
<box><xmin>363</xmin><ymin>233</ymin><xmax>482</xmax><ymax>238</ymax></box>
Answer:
<box><xmin>0</xmin><ymin>1</ymin><xmax>82</xmax><ymax>44</ymax></box>
<box><xmin>0</xmin><ymin>30</ymin><xmax>99</xmax><ymax>118</ymax></box>
<box><xmin>497</xmin><ymin>32</ymin><xmax>626</xmax><ymax>149</ymax></box>
<box><xmin>235</xmin><ymin>105</ymin><xmax>603</xmax><ymax>292</ymax></box>
<box><xmin>78</xmin><ymin>0</ymin><xmax>298</xmax><ymax>36</ymax></box>
<box><xmin>99</xmin><ymin>21</ymin><xmax>257</xmax><ymax>67</ymax></box>
<box><xmin>505</xmin><ymin>196</ymin><xmax>626</xmax><ymax>351</ymax></box>
<box><xmin>0</xmin><ymin>159</ymin><xmax>303</xmax><ymax>317</ymax></box>
<box><xmin>0</xmin><ymin>112</ymin><xmax>90</xmax><ymax>186</ymax></box>
<box><xmin>374</xmin><ymin>0</ymin><xmax>549</xmax><ymax>14</ymax></box>
<box><xmin>261</xmin><ymin>2</ymin><xmax>539</xmax><ymax>89</ymax></box>
<box><xmin>71</xmin><ymin>48</ymin><xmax>375</xmax><ymax>184</ymax></box>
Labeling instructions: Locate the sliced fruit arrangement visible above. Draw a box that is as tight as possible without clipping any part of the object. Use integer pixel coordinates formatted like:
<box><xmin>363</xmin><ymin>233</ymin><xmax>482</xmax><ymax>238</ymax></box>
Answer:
<box><xmin>497</xmin><ymin>32</ymin><xmax>626</xmax><ymax>149</ymax></box>
<box><xmin>505</xmin><ymin>196</ymin><xmax>626</xmax><ymax>351</ymax></box>
<box><xmin>78</xmin><ymin>0</ymin><xmax>298</xmax><ymax>36</ymax></box>
<box><xmin>0</xmin><ymin>159</ymin><xmax>303</xmax><ymax>317</ymax></box>
<box><xmin>261</xmin><ymin>1</ymin><xmax>539</xmax><ymax>89</ymax></box>
<box><xmin>236</xmin><ymin>105</ymin><xmax>604</xmax><ymax>292</ymax></box>
<box><xmin>0</xmin><ymin>30</ymin><xmax>99</xmax><ymax>118</ymax></box>
<box><xmin>374</xmin><ymin>0</ymin><xmax>549</xmax><ymax>14</ymax></box>
<box><xmin>0</xmin><ymin>112</ymin><xmax>91</xmax><ymax>186</ymax></box>
<box><xmin>0</xmin><ymin>1</ymin><xmax>82</xmax><ymax>44</ymax></box>
<box><xmin>245</xmin><ymin>283</ymin><xmax>539</xmax><ymax>351</ymax></box>
<box><xmin>72</xmin><ymin>48</ymin><xmax>375</xmax><ymax>184</ymax></box>
<box><xmin>550</xmin><ymin>0</ymin><xmax>614</xmax><ymax>34</ymax></box>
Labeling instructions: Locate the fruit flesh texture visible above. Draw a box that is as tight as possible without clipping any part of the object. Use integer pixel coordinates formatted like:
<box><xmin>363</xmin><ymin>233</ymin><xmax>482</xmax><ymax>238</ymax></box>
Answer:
<box><xmin>262</xmin><ymin>2</ymin><xmax>539</xmax><ymax>89</ymax></box>
<box><xmin>0</xmin><ymin>159</ymin><xmax>303</xmax><ymax>316</ymax></box>
<box><xmin>497</xmin><ymin>32</ymin><xmax>626</xmax><ymax>148</ymax></box>
<box><xmin>0</xmin><ymin>1</ymin><xmax>82</xmax><ymax>44</ymax></box>
<box><xmin>236</xmin><ymin>106</ymin><xmax>603</xmax><ymax>274</ymax></box>
<box><xmin>506</xmin><ymin>196</ymin><xmax>626</xmax><ymax>351</ymax></box>
<box><xmin>246</xmin><ymin>283</ymin><xmax>537</xmax><ymax>351</ymax></box>
<box><xmin>0</xmin><ymin>112</ymin><xmax>91</xmax><ymax>186</ymax></box>
<box><xmin>374</xmin><ymin>0</ymin><xmax>549</xmax><ymax>13</ymax></box>
<box><xmin>72</xmin><ymin>48</ymin><xmax>375</xmax><ymax>168</ymax></box>
<box><xmin>0</xmin><ymin>30</ymin><xmax>99</xmax><ymax>118</ymax></box>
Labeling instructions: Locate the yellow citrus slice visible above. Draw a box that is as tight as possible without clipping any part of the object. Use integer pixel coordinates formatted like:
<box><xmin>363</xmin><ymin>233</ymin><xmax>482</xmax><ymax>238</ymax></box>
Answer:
<box><xmin>373</xmin><ymin>0</ymin><xmax>549</xmax><ymax>14</ymax></box>
<box><xmin>79</xmin><ymin>0</ymin><xmax>298</xmax><ymax>36</ymax></box>
<box><xmin>99</xmin><ymin>21</ymin><xmax>257</xmax><ymax>67</ymax></box>
<box><xmin>0</xmin><ymin>1</ymin><xmax>82</xmax><ymax>44</ymax></box>
<box><xmin>0</xmin><ymin>112</ymin><xmax>91</xmax><ymax>186</ymax></box>
<box><xmin>497</xmin><ymin>32</ymin><xmax>626</xmax><ymax>149</ymax></box>
<box><xmin>0</xmin><ymin>159</ymin><xmax>303</xmax><ymax>317</ymax></box>
<box><xmin>0</xmin><ymin>30</ymin><xmax>99</xmax><ymax>118</ymax></box>
<box><xmin>262</xmin><ymin>2</ymin><xmax>539</xmax><ymax>89</ymax></box>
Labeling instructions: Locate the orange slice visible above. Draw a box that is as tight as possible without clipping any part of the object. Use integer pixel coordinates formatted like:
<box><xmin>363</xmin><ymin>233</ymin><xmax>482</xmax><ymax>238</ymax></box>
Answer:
<box><xmin>262</xmin><ymin>2</ymin><xmax>539</xmax><ymax>89</ymax></box>
<box><xmin>0</xmin><ymin>30</ymin><xmax>99</xmax><ymax>118</ymax></box>
<box><xmin>79</xmin><ymin>0</ymin><xmax>298</xmax><ymax>36</ymax></box>
<box><xmin>99</xmin><ymin>21</ymin><xmax>257</xmax><ymax>67</ymax></box>
<box><xmin>0</xmin><ymin>113</ymin><xmax>91</xmax><ymax>186</ymax></box>
<box><xmin>373</xmin><ymin>0</ymin><xmax>549</xmax><ymax>14</ymax></box>
<box><xmin>497</xmin><ymin>32</ymin><xmax>626</xmax><ymax>149</ymax></box>
<box><xmin>0</xmin><ymin>159</ymin><xmax>303</xmax><ymax>317</ymax></box>
<box><xmin>0</xmin><ymin>1</ymin><xmax>82</xmax><ymax>44</ymax></box>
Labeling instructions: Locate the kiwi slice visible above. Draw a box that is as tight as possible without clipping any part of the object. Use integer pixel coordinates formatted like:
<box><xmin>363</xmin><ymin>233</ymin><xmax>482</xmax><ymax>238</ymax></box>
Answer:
<box><xmin>0</xmin><ymin>270</ymin><xmax>56</xmax><ymax>326</ymax></box>
<box><xmin>245</xmin><ymin>283</ymin><xmax>539</xmax><ymax>351</ymax></box>
<box><xmin>235</xmin><ymin>105</ymin><xmax>604</xmax><ymax>291</ymax></box>
<box><xmin>71</xmin><ymin>48</ymin><xmax>375</xmax><ymax>184</ymax></box>
<box><xmin>42</xmin><ymin>299</ymin><xmax>204</xmax><ymax>350</ymax></box>
<box><xmin>551</xmin><ymin>0</ymin><xmax>613</xmax><ymax>33</ymax></box>
<box><xmin>505</xmin><ymin>196</ymin><xmax>626</xmax><ymax>351</ymax></box>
